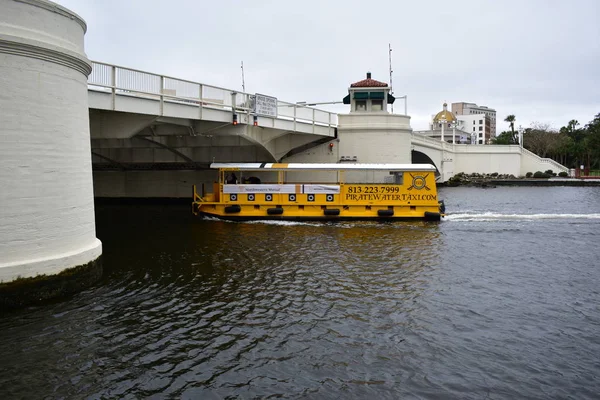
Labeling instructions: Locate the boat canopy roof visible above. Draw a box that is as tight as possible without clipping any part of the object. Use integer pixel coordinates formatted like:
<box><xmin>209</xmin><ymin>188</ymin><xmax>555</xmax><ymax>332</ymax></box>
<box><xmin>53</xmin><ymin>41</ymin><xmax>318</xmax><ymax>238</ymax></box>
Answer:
<box><xmin>210</xmin><ymin>163</ymin><xmax>436</xmax><ymax>172</ymax></box>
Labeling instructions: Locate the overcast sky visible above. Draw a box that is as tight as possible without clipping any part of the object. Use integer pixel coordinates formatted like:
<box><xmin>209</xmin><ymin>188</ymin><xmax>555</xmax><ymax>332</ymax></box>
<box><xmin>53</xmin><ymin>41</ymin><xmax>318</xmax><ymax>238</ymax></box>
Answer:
<box><xmin>55</xmin><ymin>0</ymin><xmax>599</xmax><ymax>132</ymax></box>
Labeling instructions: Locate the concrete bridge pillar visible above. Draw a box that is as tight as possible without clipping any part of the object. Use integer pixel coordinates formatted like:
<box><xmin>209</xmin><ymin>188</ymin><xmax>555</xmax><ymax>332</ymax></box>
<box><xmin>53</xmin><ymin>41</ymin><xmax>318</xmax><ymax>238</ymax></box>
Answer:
<box><xmin>0</xmin><ymin>0</ymin><xmax>101</xmax><ymax>308</ymax></box>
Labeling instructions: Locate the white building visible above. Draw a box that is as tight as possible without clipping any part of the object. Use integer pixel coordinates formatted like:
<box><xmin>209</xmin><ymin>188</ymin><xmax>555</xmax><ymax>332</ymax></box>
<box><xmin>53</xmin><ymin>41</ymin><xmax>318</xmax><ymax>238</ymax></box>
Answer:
<box><xmin>415</xmin><ymin>103</ymin><xmax>486</xmax><ymax>144</ymax></box>
<box><xmin>455</xmin><ymin>113</ymin><xmax>492</xmax><ymax>145</ymax></box>
<box><xmin>452</xmin><ymin>102</ymin><xmax>497</xmax><ymax>137</ymax></box>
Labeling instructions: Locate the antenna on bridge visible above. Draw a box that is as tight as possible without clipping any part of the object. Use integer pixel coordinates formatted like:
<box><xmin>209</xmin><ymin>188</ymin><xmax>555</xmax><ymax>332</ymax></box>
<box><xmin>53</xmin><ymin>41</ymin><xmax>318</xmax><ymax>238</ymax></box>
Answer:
<box><xmin>241</xmin><ymin>61</ymin><xmax>246</xmax><ymax>93</ymax></box>
<box><xmin>389</xmin><ymin>43</ymin><xmax>393</xmax><ymax>113</ymax></box>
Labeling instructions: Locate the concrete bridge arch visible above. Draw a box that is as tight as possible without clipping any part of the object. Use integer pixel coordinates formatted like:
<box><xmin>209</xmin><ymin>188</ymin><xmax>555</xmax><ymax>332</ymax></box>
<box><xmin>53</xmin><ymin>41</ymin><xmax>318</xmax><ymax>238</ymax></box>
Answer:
<box><xmin>412</xmin><ymin>149</ymin><xmax>441</xmax><ymax>178</ymax></box>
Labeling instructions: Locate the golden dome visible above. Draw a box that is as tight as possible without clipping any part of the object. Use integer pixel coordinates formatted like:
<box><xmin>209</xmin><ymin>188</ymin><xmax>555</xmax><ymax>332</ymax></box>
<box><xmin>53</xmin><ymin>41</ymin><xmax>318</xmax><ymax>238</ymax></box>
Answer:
<box><xmin>433</xmin><ymin>102</ymin><xmax>456</xmax><ymax>123</ymax></box>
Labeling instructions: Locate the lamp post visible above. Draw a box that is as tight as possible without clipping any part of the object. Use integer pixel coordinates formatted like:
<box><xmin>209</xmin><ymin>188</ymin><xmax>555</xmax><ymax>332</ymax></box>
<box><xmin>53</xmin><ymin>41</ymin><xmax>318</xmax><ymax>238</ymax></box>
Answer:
<box><xmin>440</xmin><ymin>116</ymin><xmax>446</xmax><ymax>142</ymax></box>
<box><xmin>452</xmin><ymin>120</ymin><xmax>457</xmax><ymax>144</ymax></box>
<box><xmin>518</xmin><ymin>125</ymin><xmax>524</xmax><ymax>148</ymax></box>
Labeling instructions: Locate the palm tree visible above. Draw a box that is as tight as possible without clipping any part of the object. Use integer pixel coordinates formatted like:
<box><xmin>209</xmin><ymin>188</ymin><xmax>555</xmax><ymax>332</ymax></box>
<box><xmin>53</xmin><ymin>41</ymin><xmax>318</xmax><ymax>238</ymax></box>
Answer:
<box><xmin>568</xmin><ymin>119</ymin><xmax>579</xmax><ymax>131</ymax></box>
<box><xmin>505</xmin><ymin>115</ymin><xmax>516</xmax><ymax>142</ymax></box>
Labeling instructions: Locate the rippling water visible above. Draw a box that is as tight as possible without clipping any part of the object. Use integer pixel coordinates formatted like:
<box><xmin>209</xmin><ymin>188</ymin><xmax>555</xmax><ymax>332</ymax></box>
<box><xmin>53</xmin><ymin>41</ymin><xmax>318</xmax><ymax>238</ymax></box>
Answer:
<box><xmin>1</xmin><ymin>187</ymin><xmax>599</xmax><ymax>399</ymax></box>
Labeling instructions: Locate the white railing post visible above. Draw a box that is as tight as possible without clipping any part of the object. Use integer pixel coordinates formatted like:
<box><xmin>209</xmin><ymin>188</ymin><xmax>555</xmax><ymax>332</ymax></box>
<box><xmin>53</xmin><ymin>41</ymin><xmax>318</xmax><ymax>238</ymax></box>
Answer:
<box><xmin>159</xmin><ymin>75</ymin><xmax>164</xmax><ymax>116</ymax></box>
<box><xmin>230</xmin><ymin>91</ymin><xmax>237</xmax><ymax>114</ymax></box>
<box><xmin>198</xmin><ymin>84</ymin><xmax>203</xmax><ymax>119</ymax></box>
<box><xmin>293</xmin><ymin>104</ymin><xmax>297</xmax><ymax>132</ymax></box>
<box><xmin>111</xmin><ymin>64</ymin><xmax>116</xmax><ymax>110</ymax></box>
<box><xmin>312</xmin><ymin>108</ymin><xmax>315</xmax><ymax>134</ymax></box>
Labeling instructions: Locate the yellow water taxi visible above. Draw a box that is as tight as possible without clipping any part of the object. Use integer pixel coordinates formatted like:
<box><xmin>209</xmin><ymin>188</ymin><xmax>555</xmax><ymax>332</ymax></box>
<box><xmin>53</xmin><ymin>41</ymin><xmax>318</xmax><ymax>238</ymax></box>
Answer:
<box><xmin>192</xmin><ymin>163</ymin><xmax>445</xmax><ymax>221</ymax></box>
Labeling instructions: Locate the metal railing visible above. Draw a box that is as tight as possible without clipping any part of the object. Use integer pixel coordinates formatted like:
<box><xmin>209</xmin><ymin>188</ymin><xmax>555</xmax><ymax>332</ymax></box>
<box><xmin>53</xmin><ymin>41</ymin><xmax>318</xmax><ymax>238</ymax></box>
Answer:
<box><xmin>87</xmin><ymin>61</ymin><xmax>338</xmax><ymax>129</ymax></box>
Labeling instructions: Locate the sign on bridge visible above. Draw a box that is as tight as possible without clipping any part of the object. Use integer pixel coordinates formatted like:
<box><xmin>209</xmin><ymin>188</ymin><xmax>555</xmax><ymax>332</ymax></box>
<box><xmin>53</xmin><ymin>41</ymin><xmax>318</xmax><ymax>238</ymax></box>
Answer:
<box><xmin>253</xmin><ymin>93</ymin><xmax>277</xmax><ymax>118</ymax></box>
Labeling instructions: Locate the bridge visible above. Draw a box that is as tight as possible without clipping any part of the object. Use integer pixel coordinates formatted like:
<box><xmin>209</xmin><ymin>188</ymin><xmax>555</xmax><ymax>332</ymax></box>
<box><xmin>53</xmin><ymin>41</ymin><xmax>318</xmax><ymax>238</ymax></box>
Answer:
<box><xmin>0</xmin><ymin>0</ymin><xmax>570</xmax><ymax>305</ymax></box>
<box><xmin>87</xmin><ymin>62</ymin><xmax>568</xmax><ymax>197</ymax></box>
<box><xmin>410</xmin><ymin>134</ymin><xmax>568</xmax><ymax>182</ymax></box>
<box><xmin>88</xmin><ymin>61</ymin><xmax>337</xmax><ymax>168</ymax></box>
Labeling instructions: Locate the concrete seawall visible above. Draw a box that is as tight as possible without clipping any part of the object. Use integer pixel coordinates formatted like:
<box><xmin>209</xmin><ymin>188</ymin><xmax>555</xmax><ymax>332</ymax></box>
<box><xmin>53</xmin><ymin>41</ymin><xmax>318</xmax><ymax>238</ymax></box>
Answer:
<box><xmin>441</xmin><ymin>179</ymin><xmax>600</xmax><ymax>187</ymax></box>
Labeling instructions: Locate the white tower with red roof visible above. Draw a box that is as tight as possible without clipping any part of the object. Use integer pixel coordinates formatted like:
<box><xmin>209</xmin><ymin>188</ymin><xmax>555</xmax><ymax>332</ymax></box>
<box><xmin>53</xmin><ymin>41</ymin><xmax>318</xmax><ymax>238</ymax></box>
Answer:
<box><xmin>337</xmin><ymin>72</ymin><xmax>413</xmax><ymax>164</ymax></box>
<box><xmin>280</xmin><ymin>72</ymin><xmax>413</xmax><ymax>166</ymax></box>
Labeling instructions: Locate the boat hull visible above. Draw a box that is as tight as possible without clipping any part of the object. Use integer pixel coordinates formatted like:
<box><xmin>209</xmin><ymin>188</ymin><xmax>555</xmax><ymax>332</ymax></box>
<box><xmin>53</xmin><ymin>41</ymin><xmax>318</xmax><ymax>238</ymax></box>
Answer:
<box><xmin>195</xmin><ymin>204</ymin><xmax>443</xmax><ymax>222</ymax></box>
<box><xmin>199</xmin><ymin>212</ymin><xmax>441</xmax><ymax>222</ymax></box>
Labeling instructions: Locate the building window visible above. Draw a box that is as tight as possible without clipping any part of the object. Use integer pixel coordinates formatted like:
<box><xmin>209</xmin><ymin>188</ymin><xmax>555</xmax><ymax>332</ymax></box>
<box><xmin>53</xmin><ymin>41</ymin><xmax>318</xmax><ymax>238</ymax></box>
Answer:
<box><xmin>479</xmin><ymin>126</ymin><xmax>483</xmax><ymax>131</ymax></box>
<box><xmin>473</xmin><ymin>127</ymin><xmax>475</xmax><ymax>131</ymax></box>
<box><xmin>355</xmin><ymin>100</ymin><xmax>366</xmax><ymax>111</ymax></box>
<box><xmin>473</xmin><ymin>120</ymin><xmax>475</xmax><ymax>124</ymax></box>
<box><xmin>371</xmin><ymin>100</ymin><xmax>383</xmax><ymax>111</ymax></box>
<box><xmin>479</xmin><ymin>133</ymin><xmax>482</xmax><ymax>138</ymax></box>
<box><xmin>479</xmin><ymin>120</ymin><xmax>483</xmax><ymax>124</ymax></box>
<box><xmin>478</xmin><ymin>140</ymin><xmax>483</xmax><ymax>144</ymax></box>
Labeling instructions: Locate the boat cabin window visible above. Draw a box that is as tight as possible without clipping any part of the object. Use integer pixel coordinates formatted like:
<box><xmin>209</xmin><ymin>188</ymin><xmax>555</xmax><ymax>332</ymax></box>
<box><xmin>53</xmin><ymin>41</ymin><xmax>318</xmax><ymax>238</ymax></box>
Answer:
<box><xmin>219</xmin><ymin>167</ymin><xmax>412</xmax><ymax>186</ymax></box>
<box><xmin>242</xmin><ymin>176</ymin><xmax>261</xmax><ymax>184</ymax></box>
<box><xmin>225</xmin><ymin>172</ymin><xmax>237</xmax><ymax>184</ymax></box>
<box><xmin>390</xmin><ymin>172</ymin><xmax>403</xmax><ymax>185</ymax></box>
<box><xmin>355</xmin><ymin>100</ymin><xmax>367</xmax><ymax>112</ymax></box>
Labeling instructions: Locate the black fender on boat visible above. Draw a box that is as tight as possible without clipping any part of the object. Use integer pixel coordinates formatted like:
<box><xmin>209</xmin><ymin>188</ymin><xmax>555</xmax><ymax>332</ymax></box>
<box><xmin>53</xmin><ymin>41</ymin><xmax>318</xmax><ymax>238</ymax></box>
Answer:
<box><xmin>424</xmin><ymin>211</ymin><xmax>441</xmax><ymax>221</ymax></box>
<box><xmin>224</xmin><ymin>205</ymin><xmax>241</xmax><ymax>213</ymax></box>
<box><xmin>377</xmin><ymin>209</ymin><xmax>394</xmax><ymax>217</ymax></box>
<box><xmin>324</xmin><ymin>208</ymin><xmax>340</xmax><ymax>216</ymax></box>
<box><xmin>267</xmin><ymin>207</ymin><xmax>284</xmax><ymax>215</ymax></box>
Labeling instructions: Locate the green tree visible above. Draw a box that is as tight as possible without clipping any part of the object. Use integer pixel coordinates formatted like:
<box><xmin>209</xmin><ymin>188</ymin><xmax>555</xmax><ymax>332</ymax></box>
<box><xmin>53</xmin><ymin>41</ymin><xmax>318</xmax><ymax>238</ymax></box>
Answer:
<box><xmin>504</xmin><ymin>115</ymin><xmax>516</xmax><ymax>142</ymax></box>
<box><xmin>491</xmin><ymin>130</ymin><xmax>517</xmax><ymax>145</ymax></box>
<box><xmin>583</xmin><ymin>113</ymin><xmax>600</xmax><ymax>169</ymax></box>
<box><xmin>516</xmin><ymin>114</ymin><xmax>600</xmax><ymax>169</ymax></box>
<box><xmin>560</xmin><ymin>119</ymin><xmax>579</xmax><ymax>134</ymax></box>
<box><xmin>559</xmin><ymin>119</ymin><xmax>586</xmax><ymax>167</ymax></box>
<box><xmin>568</xmin><ymin>119</ymin><xmax>579</xmax><ymax>132</ymax></box>
<box><xmin>523</xmin><ymin>123</ymin><xmax>557</xmax><ymax>158</ymax></box>
<box><xmin>551</xmin><ymin>133</ymin><xmax>573</xmax><ymax>166</ymax></box>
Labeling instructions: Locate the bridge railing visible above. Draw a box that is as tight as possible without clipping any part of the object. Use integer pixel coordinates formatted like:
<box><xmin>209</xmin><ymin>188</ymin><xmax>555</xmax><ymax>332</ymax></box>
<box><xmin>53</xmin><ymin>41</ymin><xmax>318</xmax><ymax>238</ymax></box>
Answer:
<box><xmin>521</xmin><ymin>148</ymin><xmax>569</xmax><ymax>172</ymax></box>
<box><xmin>411</xmin><ymin>133</ymin><xmax>569</xmax><ymax>173</ymax></box>
<box><xmin>88</xmin><ymin>61</ymin><xmax>337</xmax><ymax>129</ymax></box>
<box><xmin>411</xmin><ymin>133</ymin><xmax>455</xmax><ymax>151</ymax></box>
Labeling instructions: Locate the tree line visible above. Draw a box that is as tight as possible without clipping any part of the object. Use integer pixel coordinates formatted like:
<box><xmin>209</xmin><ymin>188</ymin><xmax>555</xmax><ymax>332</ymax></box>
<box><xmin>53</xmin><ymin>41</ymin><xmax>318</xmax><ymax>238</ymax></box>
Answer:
<box><xmin>491</xmin><ymin>113</ymin><xmax>600</xmax><ymax>169</ymax></box>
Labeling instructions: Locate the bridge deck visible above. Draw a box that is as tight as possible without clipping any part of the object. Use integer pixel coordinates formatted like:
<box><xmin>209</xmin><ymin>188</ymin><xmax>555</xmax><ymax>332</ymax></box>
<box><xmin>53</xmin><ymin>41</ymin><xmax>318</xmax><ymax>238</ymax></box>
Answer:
<box><xmin>88</xmin><ymin>61</ymin><xmax>337</xmax><ymax>136</ymax></box>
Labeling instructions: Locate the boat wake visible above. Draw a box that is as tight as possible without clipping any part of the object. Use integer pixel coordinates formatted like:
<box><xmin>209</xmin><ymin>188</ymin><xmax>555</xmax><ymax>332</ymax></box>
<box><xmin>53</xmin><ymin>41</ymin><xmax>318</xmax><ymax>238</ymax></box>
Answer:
<box><xmin>201</xmin><ymin>216</ymin><xmax>347</xmax><ymax>228</ymax></box>
<box><xmin>446</xmin><ymin>212</ymin><xmax>600</xmax><ymax>221</ymax></box>
<box><xmin>245</xmin><ymin>220</ymin><xmax>326</xmax><ymax>227</ymax></box>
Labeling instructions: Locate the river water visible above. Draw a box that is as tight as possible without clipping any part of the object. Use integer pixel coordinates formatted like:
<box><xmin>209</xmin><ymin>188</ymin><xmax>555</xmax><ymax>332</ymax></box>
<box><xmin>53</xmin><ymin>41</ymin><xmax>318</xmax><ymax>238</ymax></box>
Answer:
<box><xmin>1</xmin><ymin>186</ymin><xmax>599</xmax><ymax>399</ymax></box>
